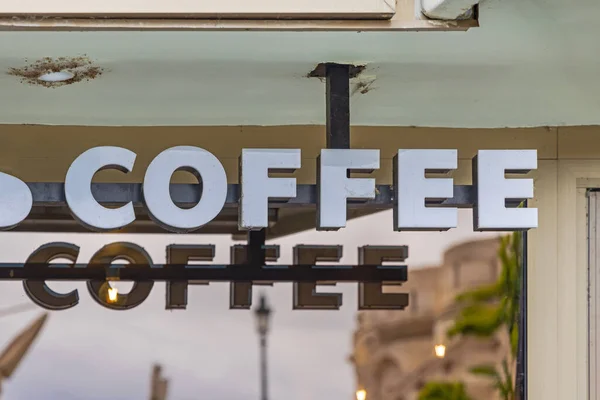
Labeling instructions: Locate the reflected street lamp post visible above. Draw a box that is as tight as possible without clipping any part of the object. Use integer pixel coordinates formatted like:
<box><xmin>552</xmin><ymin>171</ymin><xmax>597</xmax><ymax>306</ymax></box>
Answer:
<box><xmin>254</xmin><ymin>293</ymin><xmax>272</xmax><ymax>400</ymax></box>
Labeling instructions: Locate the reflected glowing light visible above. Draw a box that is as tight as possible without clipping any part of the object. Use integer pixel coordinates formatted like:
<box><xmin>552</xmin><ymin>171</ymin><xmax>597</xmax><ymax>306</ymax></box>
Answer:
<box><xmin>356</xmin><ymin>389</ymin><xmax>367</xmax><ymax>400</ymax></box>
<box><xmin>434</xmin><ymin>344</ymin><xmax>446</xmax><ymax>358</ymax></box>
<box><xmin>107</xmin><ymin>287</ymin><xmax>118</xmax><ymax>303</ymax></box>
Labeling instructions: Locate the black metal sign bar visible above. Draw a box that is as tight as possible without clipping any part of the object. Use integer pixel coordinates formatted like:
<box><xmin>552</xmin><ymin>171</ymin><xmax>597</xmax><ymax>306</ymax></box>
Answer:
<box><xmin>325</xmin><ymin>63</ymin><xmax>351</xmax><ymax>150</ymax></box>
<box><xmin>27</xmin><ymin>183</ymin><xmax>480</xmax><ymax>209</ymax></box>
<box><xmin>0</xmin><ymin>263</ymin><xmax>407</xmax><ymax>282</ymax></box>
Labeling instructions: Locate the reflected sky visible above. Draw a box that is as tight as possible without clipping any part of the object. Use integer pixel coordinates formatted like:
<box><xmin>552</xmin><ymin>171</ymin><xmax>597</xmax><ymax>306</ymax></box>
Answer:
<box><xmin>0</xmin><ymin>210</ymin><xmax>497</xmax><ymax>400</ymax></box>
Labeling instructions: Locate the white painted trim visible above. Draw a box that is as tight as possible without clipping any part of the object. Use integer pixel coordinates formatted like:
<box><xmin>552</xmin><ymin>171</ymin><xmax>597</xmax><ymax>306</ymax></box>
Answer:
<box><xmin>0</xmin><ymin>16</ymin><xmax>476</xmax><ymax>31</ymax></box>
<box><xmin>0</xmin><ymin>0</ymin><xmax>395</xmax><ymax>19</ymax></box>
<box><xmin>420</xmin><ymin>0</ymin><xmax>476</xmax><ymax>20</ymax></box>
<box><xmin>0</xmin><ymin>0</ymin><xmax>478</xmax><ymax>32</ymax></box>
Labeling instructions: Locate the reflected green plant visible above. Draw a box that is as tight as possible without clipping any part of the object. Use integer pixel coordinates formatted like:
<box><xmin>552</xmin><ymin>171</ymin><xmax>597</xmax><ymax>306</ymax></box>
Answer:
<box><xmin>445</xmin><ymin>231</ymin><xmax>523</xmax><ymax>400</ymax></box>
<box><xmin>417</xmin><ymin>381</ymin><xmax>472</xmax><ymax>400</ymax></box>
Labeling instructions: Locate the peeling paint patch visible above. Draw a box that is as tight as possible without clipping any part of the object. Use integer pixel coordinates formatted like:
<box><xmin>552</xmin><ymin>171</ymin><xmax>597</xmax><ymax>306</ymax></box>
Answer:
<box><xmin>7</xmin><ymin>56</ymin><xmax>104</xmax><ymax>88</ymax></box>
<box><xmin>306</xmin><ymin>63</ymin><xmax>366</xmax><ymax>79</ymax></box>
<box><xmin>351</xmin><ymin>75</ymin><xmax>377</xmax><ymax>95</ymax></box>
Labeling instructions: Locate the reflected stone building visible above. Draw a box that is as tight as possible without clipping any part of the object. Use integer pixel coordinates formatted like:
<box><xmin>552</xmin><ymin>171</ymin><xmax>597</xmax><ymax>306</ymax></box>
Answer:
<box><xmin>350</xmin><ymin>238</ymin><xmax>511</xmax><ymax>400</ymax></box>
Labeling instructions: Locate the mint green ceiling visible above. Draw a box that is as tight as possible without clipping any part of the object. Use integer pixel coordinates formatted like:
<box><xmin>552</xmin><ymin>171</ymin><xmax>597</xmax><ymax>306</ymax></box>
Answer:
<box><xmin>0</xmin><ymin>0</ymin><xmax>598</xmax><ymax>127</ymax></box>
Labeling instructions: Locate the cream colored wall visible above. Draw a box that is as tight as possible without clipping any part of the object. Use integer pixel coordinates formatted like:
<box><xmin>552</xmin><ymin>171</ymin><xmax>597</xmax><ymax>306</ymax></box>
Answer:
<box><xmin>0</xmin><ymin>124</ymin><xmax>596</xmax><ymax>399</ymax></box>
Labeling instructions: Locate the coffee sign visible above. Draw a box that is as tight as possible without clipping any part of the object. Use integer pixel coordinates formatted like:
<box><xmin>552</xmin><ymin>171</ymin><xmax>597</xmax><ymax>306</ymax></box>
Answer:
<box><xmin>0</xmin><ymin>146</ymin><xmax>538</xmax><ymax>311</ymax></box>
<box><xmin>0</xmin><ymin>146</ymin><xmax>538</xmax><ymax>232</ymax></box>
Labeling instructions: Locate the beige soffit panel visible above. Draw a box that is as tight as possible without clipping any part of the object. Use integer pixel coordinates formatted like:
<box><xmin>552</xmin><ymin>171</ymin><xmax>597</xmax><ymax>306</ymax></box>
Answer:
<box><xmin>0</xmin><ymin>0</ymin><xmax>395</xmax><ymax>19</ymax></box>
<box><xmin>0</xmin><ymin>125</ymin><xmax>557</xmax><ymax>184</ymax></box>
<box><xmin>557</xmin><ymin>125</ymin><xmax>600</xmax><ymax>159</ymax></box>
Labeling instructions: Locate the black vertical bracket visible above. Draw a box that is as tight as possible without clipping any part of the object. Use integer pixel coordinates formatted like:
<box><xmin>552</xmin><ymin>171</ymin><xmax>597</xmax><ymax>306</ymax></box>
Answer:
<box><xmin>229</xmin><ymin>229</ymin><xmax>266</xmax><ymax>309</ymax></box>
<box><xmin>516</xmin><ymin>227</ymin><xmax>528</xmax><ymax>400</ymax></box>
<box><xmin>248</xmin><ymin>229</ymin><xmax>267</xmax><ymax>267</ymax></box>
<box><xmin>309</xmin><ymin>62</ymin><xmax>361</xmax><ymax>150</ymax></box>
<box><xmin>325</xmin><ymin>63</ymin><xmax>352</xmax><ymax>150</ymax></box>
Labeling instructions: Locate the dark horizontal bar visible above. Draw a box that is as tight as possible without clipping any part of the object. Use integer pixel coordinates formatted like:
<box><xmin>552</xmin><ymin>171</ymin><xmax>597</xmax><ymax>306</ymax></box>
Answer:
<box><xmin>0</xmin><ymin>263</ymin><xmax>407</xmax><ymax>282</ymax></box>
<box><xmin>28</xmin><ymin>183</ymin><xmax>480</xmax><ymax>209</ymax></box>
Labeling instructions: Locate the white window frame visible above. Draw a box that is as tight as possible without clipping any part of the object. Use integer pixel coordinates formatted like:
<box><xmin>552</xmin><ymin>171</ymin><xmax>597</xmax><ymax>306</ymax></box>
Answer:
<box><xmin>590</xmin><ymin>191</ymin><xmax>600</xmax><ymax>400</ymax></box>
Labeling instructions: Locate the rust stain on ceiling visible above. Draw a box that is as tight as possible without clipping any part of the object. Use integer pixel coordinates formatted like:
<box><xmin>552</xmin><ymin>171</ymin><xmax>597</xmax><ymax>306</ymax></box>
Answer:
<box><xmin>7</xmin><ymin>56</ymin><xmax>104</xmax><ymax>88</ymax></box>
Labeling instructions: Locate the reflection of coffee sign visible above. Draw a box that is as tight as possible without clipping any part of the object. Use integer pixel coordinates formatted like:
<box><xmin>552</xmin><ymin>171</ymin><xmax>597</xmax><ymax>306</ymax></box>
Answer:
<box><xmin>21</xmin><ymin>242</ymin><xmax>409</xmax><ymax>311</ymax></box>
<box><xmin>0</xmin><ymin>146</ymin><xmax>538</xmax><ymax>232</ymax></box>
